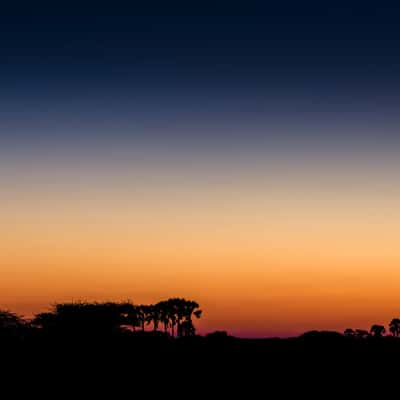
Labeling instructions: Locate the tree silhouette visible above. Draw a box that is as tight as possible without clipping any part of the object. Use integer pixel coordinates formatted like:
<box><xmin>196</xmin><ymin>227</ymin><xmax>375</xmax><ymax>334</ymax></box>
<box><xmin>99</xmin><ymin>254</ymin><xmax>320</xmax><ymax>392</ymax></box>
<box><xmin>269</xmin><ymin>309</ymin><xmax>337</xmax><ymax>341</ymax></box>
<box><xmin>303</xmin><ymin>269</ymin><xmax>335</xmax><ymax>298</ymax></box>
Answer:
<box><xmin>344</xmin><ymin>328</ymin><xmax>355</xmax><ymax>337</ymax></box>
<box><xmin>122</xmin><ymin>303</ymin><xmax>141</xmax><ymax>332</ymax></box>
<box><xmin>32</xmin><ymin>302</ymin><xmax>124</xmax><ymax>337</ymax></box>
<box><xmin>355</xmin><ymin>329</ymin><xmax>370</xmax><ymax>339</ymax></box>
<box><xmin>180</xmin><ymin>319</ymin><xmax>196</xmax><ymax>336</ymax></box>
<box><xmin>31</xmin><ymin>312</ymin><xmax>58</xmax><ymax>330</ymax></box>
<box><xmin>163</xmin><ymin>298</ymin><xmax>202</xmax><ymax>337</ymax></box>
<box><xmin>6</xmin><ymin>298</ymin><xmax>204</xmax><ymax>339</ymax></box>
<box><xmin>370</xmin><ymin>324</ymin><xmax>386</xmax><ymax>337</ymax></box>
<box><xmin>0</xmin><ymin>310</ymin><xmax>24</xmax><ymax>329</ymax></box>
<box><xmin>172</xmin><ymin>298</ymin><xmax>186</xmax><ymax>337</ymax></box>
<box><xmin>389</xmin><ymin>318</ymin><xmax>400</xmax><ymax>337</ymax></box>
<box><xmin>146</xmin><ymin>304</ymin><xmax>162</xmax><ymax>331</ymax></box>
<box><xmin>0</xmin><ymin>309</ymin><xmax>25</xmax><ymax>342</ymax></box>
<box><xmin>166</xmin><ymin>299</ymin><xmax>178</xmax><ymax>337</ymax></box>
<box><xmin>137</xmin><ymin>305</ymin><xmax>150</xmax><ymax>332</ymax></box>
<box><xmin>158</xmin><ymin>301</ymin><xmax>171</xmax><ymax>334</ymax></box>
<box><xmin>182</xmin><ymin>300</ymin><xmax>202</xmax><ymax>337</ymax></box>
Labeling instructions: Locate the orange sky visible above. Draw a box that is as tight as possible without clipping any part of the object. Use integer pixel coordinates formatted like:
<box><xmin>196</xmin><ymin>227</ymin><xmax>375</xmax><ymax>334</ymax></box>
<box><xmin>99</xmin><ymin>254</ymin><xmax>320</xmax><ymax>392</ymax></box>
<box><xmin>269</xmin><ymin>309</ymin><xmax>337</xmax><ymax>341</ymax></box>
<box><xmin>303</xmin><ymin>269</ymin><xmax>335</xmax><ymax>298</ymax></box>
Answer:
<box><xmin>1</xmin><ymin>155</ymin><xmax>400</xmax><ymax>337</ymax></box>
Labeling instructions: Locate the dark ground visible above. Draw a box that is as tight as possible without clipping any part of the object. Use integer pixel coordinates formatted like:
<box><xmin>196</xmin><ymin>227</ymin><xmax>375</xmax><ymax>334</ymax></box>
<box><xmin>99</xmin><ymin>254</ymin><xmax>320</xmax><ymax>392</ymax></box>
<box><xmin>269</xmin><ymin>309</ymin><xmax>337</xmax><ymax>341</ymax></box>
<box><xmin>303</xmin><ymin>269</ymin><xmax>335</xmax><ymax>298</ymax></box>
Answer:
<box><xmin>2</xmin><ymin>330</ymin><xmax>398</xmax><ymax>395</ymax></box>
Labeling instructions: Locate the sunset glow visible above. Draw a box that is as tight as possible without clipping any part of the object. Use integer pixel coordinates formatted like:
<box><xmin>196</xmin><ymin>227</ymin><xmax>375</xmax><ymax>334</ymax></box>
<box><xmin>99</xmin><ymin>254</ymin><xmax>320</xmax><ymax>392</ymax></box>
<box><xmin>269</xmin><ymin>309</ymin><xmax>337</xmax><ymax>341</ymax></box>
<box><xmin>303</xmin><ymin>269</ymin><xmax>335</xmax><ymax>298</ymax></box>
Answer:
<box><xmin>2</xmin><ymin>7</ymin><xmax>400</xmax><ymax>337</ymax></box>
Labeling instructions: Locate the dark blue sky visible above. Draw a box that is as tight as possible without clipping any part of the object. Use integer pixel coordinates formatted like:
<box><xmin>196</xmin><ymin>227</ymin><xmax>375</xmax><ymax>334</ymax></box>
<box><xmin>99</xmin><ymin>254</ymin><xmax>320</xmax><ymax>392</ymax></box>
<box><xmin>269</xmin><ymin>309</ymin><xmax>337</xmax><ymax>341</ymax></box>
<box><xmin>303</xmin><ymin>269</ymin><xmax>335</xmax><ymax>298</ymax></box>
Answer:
<box><xmin>2</xmin><ymin>4</ymin><xmax>400</xmax><ymax>84</ymax></box>
<box><xmin>1</xmin><ymin>2</ymin><xmax>400</xmax><ymax>150</ymax></box>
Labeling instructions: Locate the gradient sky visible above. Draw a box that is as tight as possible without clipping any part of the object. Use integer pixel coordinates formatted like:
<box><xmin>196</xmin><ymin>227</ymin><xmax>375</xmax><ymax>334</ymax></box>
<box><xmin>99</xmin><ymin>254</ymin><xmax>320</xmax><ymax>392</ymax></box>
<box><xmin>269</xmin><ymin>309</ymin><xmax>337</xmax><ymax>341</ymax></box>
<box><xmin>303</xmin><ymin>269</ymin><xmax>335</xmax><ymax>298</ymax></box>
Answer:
<box><xmin>2</xmin><ymin>3</ymin><xmax>400</xmax><ymax>337</ymax></box>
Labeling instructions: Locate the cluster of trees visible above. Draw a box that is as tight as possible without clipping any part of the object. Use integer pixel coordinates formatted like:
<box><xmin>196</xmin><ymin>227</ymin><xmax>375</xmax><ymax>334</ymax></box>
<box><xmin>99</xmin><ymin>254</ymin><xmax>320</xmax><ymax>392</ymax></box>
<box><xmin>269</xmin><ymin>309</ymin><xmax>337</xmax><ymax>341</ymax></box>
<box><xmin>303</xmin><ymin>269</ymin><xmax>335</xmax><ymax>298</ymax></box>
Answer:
<box><xmin>344</xmin><ymin>318</ymin><xmax>400</xmax><ymax>338</ymax></box>
<box><xmin>0</xmin><ymin>298</ymin><xmax>202</xmax><ymax>339</ymax></box>
<box><xmin>3</xmin><ymin>302</ymin><xmax>400</xmax><ymax>342</ymax></box>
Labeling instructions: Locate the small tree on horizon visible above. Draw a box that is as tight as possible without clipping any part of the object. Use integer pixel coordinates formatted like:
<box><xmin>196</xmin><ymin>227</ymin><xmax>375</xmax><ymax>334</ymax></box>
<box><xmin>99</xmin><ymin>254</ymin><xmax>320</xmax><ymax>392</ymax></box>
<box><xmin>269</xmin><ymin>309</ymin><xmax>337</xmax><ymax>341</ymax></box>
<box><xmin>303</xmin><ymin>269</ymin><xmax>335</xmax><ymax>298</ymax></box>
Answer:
<box><xmin>389</xmin><ymin>318</ymin><xmax>400</xmax><ymax>337</ymax></box>
<box><xmin>370</xmin><ymin>324</ymin><xmax>386</xmax><ymax>338</ymax></box>
<box><xmin>355</xmin><ymin>329</ymin><xmax>370</xmax><ymax>339</ymax></box>
<box><xmin>344</xmin><ymin>328</ymin><xmax>355</xmax><ymax>337</ymax></box>
<box><xmin>0</xmin><ymin>310</ymin><xmax>24</xmax><ymax>329</ymax></box>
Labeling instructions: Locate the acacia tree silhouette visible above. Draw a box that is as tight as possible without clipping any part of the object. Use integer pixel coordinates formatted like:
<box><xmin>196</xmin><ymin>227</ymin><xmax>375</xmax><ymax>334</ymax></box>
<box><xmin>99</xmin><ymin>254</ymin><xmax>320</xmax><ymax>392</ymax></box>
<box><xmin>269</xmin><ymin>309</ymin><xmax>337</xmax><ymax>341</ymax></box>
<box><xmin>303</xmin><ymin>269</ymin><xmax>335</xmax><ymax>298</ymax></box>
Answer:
<box><xmin>389</xmin><ymin>318</ymin><xmax>400</xmax><ymax>337</ymax></box>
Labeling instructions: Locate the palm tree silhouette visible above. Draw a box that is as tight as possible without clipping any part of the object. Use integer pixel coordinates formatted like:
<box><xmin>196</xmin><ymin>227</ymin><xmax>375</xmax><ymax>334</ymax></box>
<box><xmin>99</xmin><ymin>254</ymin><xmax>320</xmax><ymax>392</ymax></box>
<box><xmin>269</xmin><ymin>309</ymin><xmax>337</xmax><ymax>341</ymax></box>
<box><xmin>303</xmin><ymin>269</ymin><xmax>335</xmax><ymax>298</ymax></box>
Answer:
<box><xmin>180</xmin><ymin>319</ymin><xmax>196</xmax><ymax>336</ymax></box>
<box><xmin>166</xmin><ymin>299</ymin><xmax>178</xmax><ymax>337</ymax></box>
<box><xmin>389</xmin><ymin>318</ymin><xmax>400</xmax><ymax>337</ymax></box>
<box><xmin>165</xmin><ymin>298</ymin><xmax>203</xmax><ymax>337</ymax></box>
<box><xmin>182</xmin><ymin>300</ymin><xmax>202</xmax><ymax>336</ymax></box>
<box><xmin>157</xmin><ymin>301</ymin><xmax>170</xmax><ymax>334</ymax></box>
<box><xmin>370</xmin><ymin>324</ymin><xmax>386</xmax><ymax>337</ymax></box>
<box><xmin>127</xmin><ymin>304</ymin><xmax>142</xmax><ymax>332</ymax></box>
<box><xmin>146</xmin><ymin>304</ymin><xmax>162</xmax><ymax>331</ymax></box>
<box><xmin>173</xmin><ymin>298</ymin><xmax>186</xmax><ymax>337</ymax></box>
<box><xmin>137</xmin><ymin>305</ymin><xmax>150</xmax><ymax>332</ymax></box>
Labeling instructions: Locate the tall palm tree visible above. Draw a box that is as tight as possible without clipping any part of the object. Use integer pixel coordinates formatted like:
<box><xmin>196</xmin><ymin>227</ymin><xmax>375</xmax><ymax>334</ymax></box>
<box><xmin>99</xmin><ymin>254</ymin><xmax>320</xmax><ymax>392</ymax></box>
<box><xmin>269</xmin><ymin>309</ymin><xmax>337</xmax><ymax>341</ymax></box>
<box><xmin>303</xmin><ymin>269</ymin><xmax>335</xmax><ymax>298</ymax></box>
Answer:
<box><xmin>174</xmin><ymin>298</ymin><xmax>187</xmax><ymax>337</ymax></box>
<box><xmin>165</xmin><ymin>298</ymin><xmax>203</xmax><ymax>337</ymax></box>
<box><xmin>166</xmin><ymin>298</ymin><xmax>178</xmax><ymax>337</ymax></box>
<box><xmin>182</xmin><ymin>300</ymin><xmax>202</xmax><ymax>336</ymax></box>
<box><xmin>137</xmin><ymin>305</ymin><xmax>150</xmax><ymax>332</ymax></box>
<box><xmin>146</xmin><ymin>304</ymin><xmax>162</xmax><ymax>331</ymax></box>
<box><xmin>157</xmin><ymin>301</ymin><xmax>170</xmax><ymax>334</ymax></box>
<box><xmin>180</xmin><ymin>319</ymin><xmax>195</xmax><ymax>337</ymax></box>
<box><xmin>122</xmin><ymin>303</ymin><xmax>140</xmax><ymax>332</ymax></box>
<box><xmin>370</xmin><ymin>324</ymin><xmax>386</xmax><ymax>337</ymax></box>
<box><xmin>389</xmin><ymin>318</ymin><xmax>400</xmax><ymax>337</ymax></box>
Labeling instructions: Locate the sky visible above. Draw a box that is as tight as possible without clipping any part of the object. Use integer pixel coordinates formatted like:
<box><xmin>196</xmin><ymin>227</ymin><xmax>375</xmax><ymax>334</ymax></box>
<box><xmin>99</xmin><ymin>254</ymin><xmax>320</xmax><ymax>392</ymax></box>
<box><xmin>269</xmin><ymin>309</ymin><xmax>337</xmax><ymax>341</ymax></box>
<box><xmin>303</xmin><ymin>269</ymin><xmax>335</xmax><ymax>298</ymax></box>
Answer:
<box><xmin>1</xmin><ymin>3</ymin><xmax>400</xmax><ymax>337</ymax></box>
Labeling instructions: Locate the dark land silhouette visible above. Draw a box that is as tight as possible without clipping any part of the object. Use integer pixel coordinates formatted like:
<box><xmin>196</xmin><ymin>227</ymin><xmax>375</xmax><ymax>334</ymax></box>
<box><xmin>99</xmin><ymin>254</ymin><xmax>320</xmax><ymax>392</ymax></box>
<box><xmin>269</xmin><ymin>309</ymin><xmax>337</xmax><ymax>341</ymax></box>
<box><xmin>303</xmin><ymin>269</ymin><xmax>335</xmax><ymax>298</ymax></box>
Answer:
<box><xmin>2</xmin><ymin>299</ymin><xmax>400</xmax><ymax>394</ymax></box>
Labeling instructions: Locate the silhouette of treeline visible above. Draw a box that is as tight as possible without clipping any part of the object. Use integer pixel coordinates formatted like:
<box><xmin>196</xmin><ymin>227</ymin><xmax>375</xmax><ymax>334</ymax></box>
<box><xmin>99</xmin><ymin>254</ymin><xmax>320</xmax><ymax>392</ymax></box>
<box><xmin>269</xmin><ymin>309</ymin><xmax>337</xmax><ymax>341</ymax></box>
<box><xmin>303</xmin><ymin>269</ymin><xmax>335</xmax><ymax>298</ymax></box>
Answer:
<box><xmin>2</xmin><ymin>299</ymin><xmax>400</xmax><ymax>343</ymax></box>
<box><xmin>343</xmin><ymin>319</ymin><xmax>400</xmax><ymax>338</ymax></box>
<box><xmin>0</xmin><ymin>298</ymin><xmax>202</xmax><ymax>340</ymax></box>
<box><xmin>3</xmin><ymin>303</ymin><xmax>400</xmax><ymax>393</ymax></box>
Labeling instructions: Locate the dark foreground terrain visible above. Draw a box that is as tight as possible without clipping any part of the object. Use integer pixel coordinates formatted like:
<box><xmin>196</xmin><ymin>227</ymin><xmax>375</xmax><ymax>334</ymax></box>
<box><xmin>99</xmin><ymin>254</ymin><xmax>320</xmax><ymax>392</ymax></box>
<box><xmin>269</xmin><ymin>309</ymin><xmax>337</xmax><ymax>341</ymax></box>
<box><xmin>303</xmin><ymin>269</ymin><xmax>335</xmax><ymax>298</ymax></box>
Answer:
<box><xmin>2</xmin><ymin>330</ymin><xmax>399</xmax><ymax>395</ymax></box>
<box><xmin>2</xmin><ymin>303</ymin><xmax>398</xmax><ymax>394</ymax></box>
